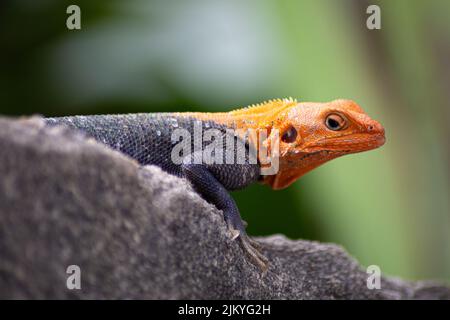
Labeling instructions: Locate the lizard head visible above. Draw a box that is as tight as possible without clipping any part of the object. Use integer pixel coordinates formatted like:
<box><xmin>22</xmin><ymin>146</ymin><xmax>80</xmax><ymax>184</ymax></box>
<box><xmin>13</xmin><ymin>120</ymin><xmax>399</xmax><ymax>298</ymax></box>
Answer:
<box><xmin>262</xmin><ymin>99</ymin><xmax>385</xmax><ymax>189</ymax></box>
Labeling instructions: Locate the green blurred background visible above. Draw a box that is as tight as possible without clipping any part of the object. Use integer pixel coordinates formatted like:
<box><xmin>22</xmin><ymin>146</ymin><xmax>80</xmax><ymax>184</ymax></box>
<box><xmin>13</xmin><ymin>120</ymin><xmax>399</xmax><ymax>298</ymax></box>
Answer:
<box><xmin>1</xmin><ymin>0</ymin><xmax>449</xmax><ymax>281</ymax></box>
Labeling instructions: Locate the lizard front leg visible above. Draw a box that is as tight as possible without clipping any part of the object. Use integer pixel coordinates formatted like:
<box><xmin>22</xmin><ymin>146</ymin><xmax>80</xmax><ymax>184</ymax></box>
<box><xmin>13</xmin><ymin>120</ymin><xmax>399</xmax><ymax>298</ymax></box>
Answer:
<box><xmin>181</xmin><ymin>162</ymin><xmax>268</xmax><ymax>271</ymax></box>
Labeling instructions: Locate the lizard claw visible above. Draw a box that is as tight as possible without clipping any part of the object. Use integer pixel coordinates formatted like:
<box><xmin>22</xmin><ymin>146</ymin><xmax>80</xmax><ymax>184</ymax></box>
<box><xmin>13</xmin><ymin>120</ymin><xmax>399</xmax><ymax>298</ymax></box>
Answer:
<box><xmin>239</xmin><ymin>233</ymin><xmax>269</xmax><ymax>272</ymax></box>
<box><xmin>246</xmin><ymin>236</ymin><xmax>263</xmax><ymax>250</ymax></box>
<box><xmin>229</xmin><ymin>228</ymin><xmax>240</xmax><ymax>241</ymax></box>
<box><xmin>226</xmin><ymin>217</ymin><xmax>268</xmax><ymax>271</ymax></box>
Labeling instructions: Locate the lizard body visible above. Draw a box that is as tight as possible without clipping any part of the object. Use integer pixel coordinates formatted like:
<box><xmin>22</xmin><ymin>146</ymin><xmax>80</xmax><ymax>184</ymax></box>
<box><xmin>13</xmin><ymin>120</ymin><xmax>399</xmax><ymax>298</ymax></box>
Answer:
<box><xmin>45</xmin><ymin>98</ymin><xmax>385</xmax><ymax>270</ymax></box>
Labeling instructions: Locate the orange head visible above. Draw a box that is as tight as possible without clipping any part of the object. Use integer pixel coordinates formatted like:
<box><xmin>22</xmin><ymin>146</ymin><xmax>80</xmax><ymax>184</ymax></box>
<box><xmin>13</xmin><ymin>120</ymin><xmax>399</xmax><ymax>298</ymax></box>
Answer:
<box><xmin>262</xmin><ymin>99</ymin><xmax>385</xmax><ymax>189</ymax></box>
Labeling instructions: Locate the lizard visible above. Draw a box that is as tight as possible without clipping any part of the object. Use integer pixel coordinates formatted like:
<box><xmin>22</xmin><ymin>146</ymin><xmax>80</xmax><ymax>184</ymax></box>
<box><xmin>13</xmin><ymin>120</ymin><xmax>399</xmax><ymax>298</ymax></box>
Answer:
<box><xmin>44</xmin><ymin>98</ymin><xmax>385</xmax><ymax>271</ymax></box>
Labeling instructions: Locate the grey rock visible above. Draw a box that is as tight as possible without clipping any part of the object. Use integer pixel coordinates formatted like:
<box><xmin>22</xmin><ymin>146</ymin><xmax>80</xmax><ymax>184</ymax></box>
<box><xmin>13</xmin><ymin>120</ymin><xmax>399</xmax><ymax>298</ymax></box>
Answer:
<box><xmin>0</xmin><ymin>116</ymin><xmax>448</xmax><ymax>299</ymax></box>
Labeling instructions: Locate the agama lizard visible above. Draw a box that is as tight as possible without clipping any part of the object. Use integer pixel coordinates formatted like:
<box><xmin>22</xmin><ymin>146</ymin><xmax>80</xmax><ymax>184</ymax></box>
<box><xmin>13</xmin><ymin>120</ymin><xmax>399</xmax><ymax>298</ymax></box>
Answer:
<box><xmin>45</xmin><ymin>98</ymin><xmax>385</xmax><ymax>271</ymax></box>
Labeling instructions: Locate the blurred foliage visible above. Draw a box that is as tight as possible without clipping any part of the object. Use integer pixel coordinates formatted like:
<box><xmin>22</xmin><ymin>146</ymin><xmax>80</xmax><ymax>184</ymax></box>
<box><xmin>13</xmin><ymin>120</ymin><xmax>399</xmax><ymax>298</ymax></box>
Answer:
<box><xmin>0</xmin><ymin>0</ymin><xmax>449</xmax><ymax>281</ymax></box>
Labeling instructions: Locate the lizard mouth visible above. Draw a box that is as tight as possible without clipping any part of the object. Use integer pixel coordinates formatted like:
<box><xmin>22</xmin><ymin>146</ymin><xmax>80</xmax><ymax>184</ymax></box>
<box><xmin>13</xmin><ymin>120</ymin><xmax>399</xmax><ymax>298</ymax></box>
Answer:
<box><xmin>304</xmin><ymin>132</ymin><xmax>385</xmax><ymax>153</ymax></box>
<box><xmin>280</xmin><ymin>131</ymin><xmax>385</xmax><ymax>170</ymax></box>
<box><xmin>264</xmin><ymin>132</ymin><xmax>385</xmax><ymax>190</ymax></box>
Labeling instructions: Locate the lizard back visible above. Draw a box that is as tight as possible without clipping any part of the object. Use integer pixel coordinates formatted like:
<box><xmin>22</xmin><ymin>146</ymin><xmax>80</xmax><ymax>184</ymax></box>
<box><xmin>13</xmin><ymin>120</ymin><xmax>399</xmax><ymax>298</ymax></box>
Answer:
<box><xmin>45</xmin><ymin>113</ymin><xmax>261</xmax><ymax>190</ymax></box>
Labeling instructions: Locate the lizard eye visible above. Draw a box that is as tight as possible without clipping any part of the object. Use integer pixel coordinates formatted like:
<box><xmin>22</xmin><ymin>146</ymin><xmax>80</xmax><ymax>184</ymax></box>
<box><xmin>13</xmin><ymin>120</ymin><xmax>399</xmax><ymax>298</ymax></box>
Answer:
<box><xmin>325</xmin><ymin>113</ymin><xmax>347</xmax><ymax>131</ymax></box>
<box><xmin>281</xmin><ymin>125</ymin><xmax>298</xmax><ymax>143</ymax></box>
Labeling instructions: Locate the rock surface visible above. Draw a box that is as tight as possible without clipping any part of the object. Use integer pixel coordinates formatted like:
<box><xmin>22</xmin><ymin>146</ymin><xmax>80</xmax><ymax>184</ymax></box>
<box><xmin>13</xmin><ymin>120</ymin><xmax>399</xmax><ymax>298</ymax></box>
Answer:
<box><xmin>0</xmin><ymin>116</ymin><xmax>449</xmax><ymax>299</ymax></box>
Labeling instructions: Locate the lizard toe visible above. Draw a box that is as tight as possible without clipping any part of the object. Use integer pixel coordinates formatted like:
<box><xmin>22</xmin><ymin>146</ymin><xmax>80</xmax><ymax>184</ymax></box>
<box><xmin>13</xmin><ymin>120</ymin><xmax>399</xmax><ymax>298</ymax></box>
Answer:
<box><xmin>239</xmin><ymin>234</ymin><xmax>269</xmax><ymax>272</ymax></box>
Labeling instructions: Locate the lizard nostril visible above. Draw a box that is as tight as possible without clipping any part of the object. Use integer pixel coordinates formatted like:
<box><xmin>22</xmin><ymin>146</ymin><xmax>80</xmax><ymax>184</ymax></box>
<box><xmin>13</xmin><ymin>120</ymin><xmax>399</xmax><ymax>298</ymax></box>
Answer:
<box><xmin>368</xmin><ymin>125</ymin><xmax>374</xmax><ymax>131</ymax></box>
